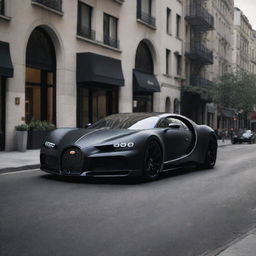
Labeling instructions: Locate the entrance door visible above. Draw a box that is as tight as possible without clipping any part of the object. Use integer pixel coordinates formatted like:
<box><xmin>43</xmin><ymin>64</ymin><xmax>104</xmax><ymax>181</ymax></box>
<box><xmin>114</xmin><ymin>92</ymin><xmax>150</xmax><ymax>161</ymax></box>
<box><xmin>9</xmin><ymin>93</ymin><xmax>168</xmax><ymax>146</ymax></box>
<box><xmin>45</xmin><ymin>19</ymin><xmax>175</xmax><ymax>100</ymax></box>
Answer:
<box><xmin>0</xmin><ymin>77</ymin><xmax>5</xmax><ymax>150</ymax></box>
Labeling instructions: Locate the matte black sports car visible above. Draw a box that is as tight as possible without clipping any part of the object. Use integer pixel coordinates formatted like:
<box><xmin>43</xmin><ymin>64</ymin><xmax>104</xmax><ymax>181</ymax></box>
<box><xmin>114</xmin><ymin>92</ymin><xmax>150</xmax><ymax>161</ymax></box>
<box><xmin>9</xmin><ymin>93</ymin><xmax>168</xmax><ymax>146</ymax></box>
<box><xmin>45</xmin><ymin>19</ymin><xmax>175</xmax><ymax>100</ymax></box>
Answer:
<box><xmin>40</xmin><ymin>113</ymin><xmax>217</xmax><ymax>180</ymax></box>
<box><xmin>231</xmin><ymin>129</ymin><xmax>255</xmax><ymax>144</ymax></box>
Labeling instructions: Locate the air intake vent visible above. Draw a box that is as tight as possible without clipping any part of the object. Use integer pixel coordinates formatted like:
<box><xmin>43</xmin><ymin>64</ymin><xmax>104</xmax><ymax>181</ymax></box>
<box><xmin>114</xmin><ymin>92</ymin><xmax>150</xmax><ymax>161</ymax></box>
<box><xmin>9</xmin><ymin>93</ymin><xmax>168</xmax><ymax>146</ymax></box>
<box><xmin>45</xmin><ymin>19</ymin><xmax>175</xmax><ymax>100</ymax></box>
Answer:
<box><xmin>61</xmin><ymin>147</ymin><xmax>83</xmax><ymax>173</ymax></box>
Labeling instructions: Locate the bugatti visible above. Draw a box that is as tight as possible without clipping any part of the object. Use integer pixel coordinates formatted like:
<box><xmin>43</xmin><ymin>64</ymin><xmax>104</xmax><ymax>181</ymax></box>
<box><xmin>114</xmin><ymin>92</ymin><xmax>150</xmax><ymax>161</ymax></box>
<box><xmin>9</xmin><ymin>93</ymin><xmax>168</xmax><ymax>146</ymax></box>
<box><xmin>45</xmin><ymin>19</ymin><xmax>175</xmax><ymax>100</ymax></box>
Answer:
<box><xmin>40</xmin><ymin>113</ymin><xmax>218</xmax><ymax>181</ymax></box>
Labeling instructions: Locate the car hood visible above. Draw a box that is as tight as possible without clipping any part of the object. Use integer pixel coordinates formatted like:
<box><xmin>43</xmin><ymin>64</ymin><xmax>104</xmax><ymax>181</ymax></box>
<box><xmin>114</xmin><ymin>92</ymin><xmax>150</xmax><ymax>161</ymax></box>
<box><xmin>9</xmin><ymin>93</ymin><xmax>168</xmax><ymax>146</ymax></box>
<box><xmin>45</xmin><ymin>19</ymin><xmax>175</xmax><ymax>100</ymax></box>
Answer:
<box><xmin>53</xmin><ymin>128</ymin><xmax>140</xmax><ymax>149</ymax></box>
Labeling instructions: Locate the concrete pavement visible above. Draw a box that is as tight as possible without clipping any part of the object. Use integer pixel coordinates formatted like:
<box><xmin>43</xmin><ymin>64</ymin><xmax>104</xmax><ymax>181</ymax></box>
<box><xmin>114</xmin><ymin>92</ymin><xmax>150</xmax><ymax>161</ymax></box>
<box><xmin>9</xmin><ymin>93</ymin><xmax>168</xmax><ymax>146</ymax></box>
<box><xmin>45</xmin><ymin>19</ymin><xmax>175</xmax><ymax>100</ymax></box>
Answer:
<box><xmin>1</xmin><ymin>141</ymin><xmax>256</xmax><ymax>256</ymax></box>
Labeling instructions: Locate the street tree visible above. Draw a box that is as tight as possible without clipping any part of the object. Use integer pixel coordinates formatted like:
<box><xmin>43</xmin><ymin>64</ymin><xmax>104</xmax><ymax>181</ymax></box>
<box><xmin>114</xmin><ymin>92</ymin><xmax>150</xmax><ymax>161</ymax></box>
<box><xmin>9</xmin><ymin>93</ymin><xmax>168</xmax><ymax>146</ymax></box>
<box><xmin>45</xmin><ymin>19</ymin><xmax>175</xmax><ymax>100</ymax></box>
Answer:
<box><xmin>212</xmin><ymin>71</ymin><xmax>256</xmax><ymax>112</ymax></box>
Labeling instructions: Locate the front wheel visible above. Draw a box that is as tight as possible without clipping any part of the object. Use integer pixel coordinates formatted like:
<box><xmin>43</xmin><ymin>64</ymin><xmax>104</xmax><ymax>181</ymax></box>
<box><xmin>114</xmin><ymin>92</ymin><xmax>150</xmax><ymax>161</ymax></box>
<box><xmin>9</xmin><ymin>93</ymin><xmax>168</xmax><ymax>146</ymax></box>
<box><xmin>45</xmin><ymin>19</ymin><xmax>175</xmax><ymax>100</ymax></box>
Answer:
<box><xmin>143</xmin><ymin>140</ymin><xmax>163</xmax><ymax>181</ymax></box>
<box><xmin>201</xmin><ymin>136</ymin><xmax>217</xmax><ymax>169</ymax></box>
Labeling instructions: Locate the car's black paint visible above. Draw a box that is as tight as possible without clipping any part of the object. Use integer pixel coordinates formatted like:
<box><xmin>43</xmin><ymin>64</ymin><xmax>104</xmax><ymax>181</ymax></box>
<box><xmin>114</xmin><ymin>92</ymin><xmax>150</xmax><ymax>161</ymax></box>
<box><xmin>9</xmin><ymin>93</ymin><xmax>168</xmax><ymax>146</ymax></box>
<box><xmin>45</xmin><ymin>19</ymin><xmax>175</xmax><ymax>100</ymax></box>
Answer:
<box><xmin>40</xmin><ymin>113</ymin><xmax>217</xmax><ymax>180</ymax></box>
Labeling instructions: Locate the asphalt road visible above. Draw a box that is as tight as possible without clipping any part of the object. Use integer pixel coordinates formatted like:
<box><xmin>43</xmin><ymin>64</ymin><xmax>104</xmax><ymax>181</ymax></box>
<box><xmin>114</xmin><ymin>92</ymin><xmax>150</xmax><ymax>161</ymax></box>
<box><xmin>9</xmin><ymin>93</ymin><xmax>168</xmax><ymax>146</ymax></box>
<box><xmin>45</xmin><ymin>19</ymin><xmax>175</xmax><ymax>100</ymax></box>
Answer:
<box><xmin>1</xmin><ymin>144</ymin><xmax>256</xmax><ymax>256</ymax></box>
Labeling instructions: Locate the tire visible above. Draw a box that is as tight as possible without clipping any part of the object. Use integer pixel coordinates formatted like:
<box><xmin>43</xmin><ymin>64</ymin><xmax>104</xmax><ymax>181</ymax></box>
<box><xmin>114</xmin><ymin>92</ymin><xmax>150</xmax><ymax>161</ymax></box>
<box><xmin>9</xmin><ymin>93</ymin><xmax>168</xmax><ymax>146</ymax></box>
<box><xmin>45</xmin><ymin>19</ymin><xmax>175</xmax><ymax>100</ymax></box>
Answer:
<box><xmin>201</xmin><ymin>136</ymin><xmax>217</xmax><ymax>169</ymax></box>
<box><xmin>143</xmin><ymin>140</ymin><xmax>163</xmax><ymax>181</ymax></box>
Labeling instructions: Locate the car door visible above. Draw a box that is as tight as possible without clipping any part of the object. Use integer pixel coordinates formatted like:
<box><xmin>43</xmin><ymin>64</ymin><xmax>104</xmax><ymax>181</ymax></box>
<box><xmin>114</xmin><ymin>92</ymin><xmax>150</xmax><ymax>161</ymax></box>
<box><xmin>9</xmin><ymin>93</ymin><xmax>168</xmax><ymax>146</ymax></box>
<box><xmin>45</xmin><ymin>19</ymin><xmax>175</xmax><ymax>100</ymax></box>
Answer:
<box><xmin>157</xmin><ymin>117</ymin><xmax>193</xmax><ymax>161</ymax></box>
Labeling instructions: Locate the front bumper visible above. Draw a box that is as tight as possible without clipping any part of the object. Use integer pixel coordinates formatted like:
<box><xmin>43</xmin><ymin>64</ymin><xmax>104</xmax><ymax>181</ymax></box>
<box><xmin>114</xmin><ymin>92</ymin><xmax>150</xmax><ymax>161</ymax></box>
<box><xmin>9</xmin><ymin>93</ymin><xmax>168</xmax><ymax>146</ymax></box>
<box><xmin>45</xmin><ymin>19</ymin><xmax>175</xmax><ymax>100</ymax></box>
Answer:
<box><xmin>40</xmin><ymin>147</ymin><xmax>143</xmax><ymax>177</ymax></box>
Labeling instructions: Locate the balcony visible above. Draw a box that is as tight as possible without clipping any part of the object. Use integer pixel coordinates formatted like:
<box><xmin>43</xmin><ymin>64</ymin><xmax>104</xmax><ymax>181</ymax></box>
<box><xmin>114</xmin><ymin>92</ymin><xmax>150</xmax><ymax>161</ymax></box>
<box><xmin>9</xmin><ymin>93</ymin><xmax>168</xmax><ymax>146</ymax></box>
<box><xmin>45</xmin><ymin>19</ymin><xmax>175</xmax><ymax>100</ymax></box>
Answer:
<box><xmin>0</xmin><ymin>0</ymin><xmax>4</xmax><ymax>15</ymax></box>
<box><xmin>77</xmin><ymin>27</ymin><xmax>96</xmax><ymax>41</ymax></box>
<box><xmin>103</xmin><ymin>35</ymin><xmax>120</xmax><ymax>49</ymax></box>
<box><xmin>186</xmin><ymin>42</ymin><xmax>213</xmax><ymax>64</ymax></box>
<box><xmin>31</xmin><ymin>0</ymin><xmax>63</xmax><ymax>14</ymax></box>
<box><xmin>137</xmin><ymin>9</ymin><xmax>156</xmax><ymax>28</ymax></box>
<box><xmin>190</xmin><ymin>75</ymin><xmax>213</xmax><ymax>88</ymax></box>
<box><xmin>185</xmin><ymin>3</ymin><xmax>214</xmax><ymax>31</ymax></box>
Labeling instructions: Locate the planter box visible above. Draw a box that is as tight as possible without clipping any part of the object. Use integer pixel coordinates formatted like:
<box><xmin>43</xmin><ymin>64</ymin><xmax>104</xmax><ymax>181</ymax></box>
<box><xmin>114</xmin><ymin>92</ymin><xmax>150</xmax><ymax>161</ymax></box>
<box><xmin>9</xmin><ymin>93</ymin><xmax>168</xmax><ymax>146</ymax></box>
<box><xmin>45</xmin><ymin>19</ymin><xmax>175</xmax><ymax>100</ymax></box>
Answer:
<box><xmin>27</xmin><ymin>130</ymin><xmax>48</xmax><ymax>149</ymax></box>
<box><xmin>16</xmin><ymin>131</ymin><xmax>28</xmax><ymax>152</ymax></box>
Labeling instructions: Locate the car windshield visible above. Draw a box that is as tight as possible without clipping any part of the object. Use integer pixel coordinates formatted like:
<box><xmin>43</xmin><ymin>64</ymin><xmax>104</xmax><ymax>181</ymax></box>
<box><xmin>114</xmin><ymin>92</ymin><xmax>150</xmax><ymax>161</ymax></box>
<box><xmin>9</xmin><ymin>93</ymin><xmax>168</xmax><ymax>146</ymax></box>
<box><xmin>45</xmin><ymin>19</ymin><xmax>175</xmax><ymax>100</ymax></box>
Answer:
<box><xmin>88</xmin><ymin>113</ymin><xmax>159</xmax><ymax>130</ymax></box>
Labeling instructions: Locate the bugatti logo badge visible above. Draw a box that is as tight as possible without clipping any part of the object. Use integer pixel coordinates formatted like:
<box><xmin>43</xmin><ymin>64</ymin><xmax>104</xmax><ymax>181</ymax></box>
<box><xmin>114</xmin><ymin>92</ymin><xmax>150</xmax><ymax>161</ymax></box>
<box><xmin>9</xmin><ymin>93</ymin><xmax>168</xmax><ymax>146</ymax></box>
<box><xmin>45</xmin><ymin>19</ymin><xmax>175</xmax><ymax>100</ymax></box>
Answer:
<box><xmin>69</xmin><ymin>150</ymin><xmax>76</xmax><ymax>155</ymax></box>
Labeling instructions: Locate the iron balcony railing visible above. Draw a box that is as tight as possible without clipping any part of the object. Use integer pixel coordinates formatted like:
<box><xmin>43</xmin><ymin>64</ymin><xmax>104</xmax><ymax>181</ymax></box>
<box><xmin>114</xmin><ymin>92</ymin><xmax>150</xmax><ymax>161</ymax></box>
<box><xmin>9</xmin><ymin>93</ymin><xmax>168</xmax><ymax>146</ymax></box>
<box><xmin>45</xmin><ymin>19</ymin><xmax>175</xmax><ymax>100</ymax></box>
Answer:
<box><xmin>137</xmin><ymin>9</ymin><xmax>156</xmax><ymax>27</ymax></box>
<box><xmin>251</xmin><ymin>56</ymin><xmax>256</xmax><ymax>65</ymax></box>
<box><xmin>185</xmin><ymin>3</ymin><xmax>214</xmax><ymax>31</ymax></box>
<box><xmin>77</xmin><ymin>27</ymin><xmax>96</xmax><ymax>41</ymax></box>
<box><xmin>31</xmin><ymin>0</ymin><xmax>62</xmax><ymax>12</ymax></box>
<box><xmin>0</xmin><ymin>0</ymin><xmax>4</xmax><ymax>15</ymax></box>
<box><xmin>103</xmin><ymin>35</ymin><xmax>120</xmax><ymax>49</ymax></box>
<box><xmin>186</xmin><ymin>41</ymin><xmax>213</xmax><ymax>64</ymax></box>
<box><xmin>190</xmin><ymin>75</ymin><xmax>213</xmax><ymax>88</ymax></box>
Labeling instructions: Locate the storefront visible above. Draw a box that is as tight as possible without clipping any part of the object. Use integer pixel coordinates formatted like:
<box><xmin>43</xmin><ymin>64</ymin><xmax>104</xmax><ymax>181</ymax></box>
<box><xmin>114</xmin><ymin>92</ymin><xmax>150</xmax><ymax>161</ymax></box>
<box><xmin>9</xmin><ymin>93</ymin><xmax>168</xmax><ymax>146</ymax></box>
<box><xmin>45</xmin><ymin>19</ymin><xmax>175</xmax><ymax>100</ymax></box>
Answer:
<box><xmin>76</xmin><ymin>52</ymin><xmax>124</xmax><ymax>127</ymax></box>
<box><xmin>0</xmin><ymin>41</ymin><xmax>13</xmax><ymax>150</ymax></box>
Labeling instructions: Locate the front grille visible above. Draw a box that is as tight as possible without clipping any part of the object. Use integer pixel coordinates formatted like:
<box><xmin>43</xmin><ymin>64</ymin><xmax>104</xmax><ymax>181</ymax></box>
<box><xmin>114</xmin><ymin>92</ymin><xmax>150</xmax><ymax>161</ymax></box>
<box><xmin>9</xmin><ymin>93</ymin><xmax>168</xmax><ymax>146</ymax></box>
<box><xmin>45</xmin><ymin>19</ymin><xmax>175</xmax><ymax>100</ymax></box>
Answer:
<box><xmin>90</xmin><ymin>156</ymin><xmax>127</xmax><ymax>171</ymax></box>
<box><xmin>61</xmin><ymin>147</ymin><xmax>84</xmax><ymax>173</ymax></box>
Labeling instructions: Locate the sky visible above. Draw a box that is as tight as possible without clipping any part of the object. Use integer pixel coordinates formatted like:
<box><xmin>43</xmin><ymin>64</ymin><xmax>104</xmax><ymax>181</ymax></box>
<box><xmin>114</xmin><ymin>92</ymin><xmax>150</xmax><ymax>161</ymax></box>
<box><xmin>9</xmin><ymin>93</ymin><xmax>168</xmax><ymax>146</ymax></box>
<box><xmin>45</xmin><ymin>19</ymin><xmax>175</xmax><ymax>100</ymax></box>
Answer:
<box><xmin>234</xmin><ymin>0</ymin><xmax>256</xmax><ymax>29</ymax></box>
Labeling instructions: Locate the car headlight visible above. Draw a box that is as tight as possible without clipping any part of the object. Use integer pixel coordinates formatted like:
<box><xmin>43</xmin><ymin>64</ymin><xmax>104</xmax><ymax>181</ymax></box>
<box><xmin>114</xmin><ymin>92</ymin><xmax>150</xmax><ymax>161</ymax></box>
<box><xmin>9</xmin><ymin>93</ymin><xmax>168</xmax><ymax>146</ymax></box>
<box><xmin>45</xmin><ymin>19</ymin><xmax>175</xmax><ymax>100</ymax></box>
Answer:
<box><xmin>44</xmin><ymin>141</ymin><xmax>56</xmax><ymax>149</ymax></box>
<box><xmin>113</xmin><ymin>142</ymin><xmax>134</xmax><ymax>148</ymax></box>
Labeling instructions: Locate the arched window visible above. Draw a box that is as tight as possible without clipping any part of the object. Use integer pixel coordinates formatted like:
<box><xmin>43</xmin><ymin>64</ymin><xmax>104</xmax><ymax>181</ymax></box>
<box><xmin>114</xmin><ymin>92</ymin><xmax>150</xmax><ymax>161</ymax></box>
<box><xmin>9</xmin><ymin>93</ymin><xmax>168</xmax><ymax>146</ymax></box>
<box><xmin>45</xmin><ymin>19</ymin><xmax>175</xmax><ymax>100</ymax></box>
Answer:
<box><xmin>135</xmin><ymin>41</ymin><xmax>153</xmax><ymax>74</ymax></box>
<box><xmin>174</xmin><ymin>98</ymin><xmax>180</xmax><ymax>114</ymax></box>
<box><xmin>25</xmin><ymin>27</ymin><xmax>56</xmax><ymax>124</ymax></box>
<box><xmin>165</xmin><ymin>97</ymin><xmax>171</xmax><ymax>113</ymax></box>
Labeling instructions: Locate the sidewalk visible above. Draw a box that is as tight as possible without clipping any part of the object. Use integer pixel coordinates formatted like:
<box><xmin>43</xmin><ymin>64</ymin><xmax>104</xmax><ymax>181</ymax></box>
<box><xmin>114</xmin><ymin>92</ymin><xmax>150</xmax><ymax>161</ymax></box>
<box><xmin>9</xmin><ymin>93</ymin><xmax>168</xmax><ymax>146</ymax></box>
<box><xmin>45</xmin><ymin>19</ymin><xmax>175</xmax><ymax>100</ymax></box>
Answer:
<box><xmin>218</xmin><ymin>139</ymin><xmax>232</xmax><ymax>147</ymax></box>
<box><xmin>203</xmin><ymin>228</ymin><xmax>256</xmax><ymax>256</ymax></box>
<box><xmin>0</xmin><ymin>149</ymin><xmax>40</xmax><ymax>172</ymax></box>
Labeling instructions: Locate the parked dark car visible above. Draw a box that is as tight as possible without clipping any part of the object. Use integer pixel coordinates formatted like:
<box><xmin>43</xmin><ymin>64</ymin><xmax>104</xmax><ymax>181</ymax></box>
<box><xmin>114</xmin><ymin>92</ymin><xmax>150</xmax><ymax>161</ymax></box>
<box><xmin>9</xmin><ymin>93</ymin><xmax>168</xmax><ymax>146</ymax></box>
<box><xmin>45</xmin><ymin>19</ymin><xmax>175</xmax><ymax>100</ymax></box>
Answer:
<box><xmin>231</xmin><ymin>129</ymin><xmax>256</xmax><ymax>144</ymax></box>
<box><xmin>40</xmin><ymin>113</ymin><xmax>218</xmax><ymax>181</ymax></box>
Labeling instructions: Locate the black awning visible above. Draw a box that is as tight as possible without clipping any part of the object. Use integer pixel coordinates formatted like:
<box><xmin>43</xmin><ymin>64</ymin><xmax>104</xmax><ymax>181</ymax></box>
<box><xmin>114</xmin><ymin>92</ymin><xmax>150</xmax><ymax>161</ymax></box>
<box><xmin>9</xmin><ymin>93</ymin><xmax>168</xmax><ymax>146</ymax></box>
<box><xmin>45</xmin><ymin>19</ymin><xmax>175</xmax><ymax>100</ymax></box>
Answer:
<box><xmin>0</xmin><ymin>41</ymin><xmax>13</xmax><ymax>78</ymax></box>
<box><xmin>77</xmin><ymin>52</ymin><xmax>124</xmax><ymax>87</ymax></box>
<box><xmin>133</xmin><ymin>70</ymin><xmax>160</xmax><ymax>93</ymax></box>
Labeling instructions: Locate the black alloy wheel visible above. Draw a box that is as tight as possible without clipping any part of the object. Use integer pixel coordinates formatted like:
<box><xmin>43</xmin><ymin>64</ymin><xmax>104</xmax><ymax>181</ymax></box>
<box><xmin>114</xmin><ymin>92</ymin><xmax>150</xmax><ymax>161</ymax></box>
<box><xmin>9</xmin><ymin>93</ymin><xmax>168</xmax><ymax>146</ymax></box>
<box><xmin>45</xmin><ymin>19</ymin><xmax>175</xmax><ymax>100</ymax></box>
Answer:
<box><xmin>202</xmin><ymin>136</ymin><xmax>217</xmax><ymax>169</ymax></box>
<box><xmin>143</xmin><ymin>140</ymin><xmax>163</xmax><ymax>181</ymax></box>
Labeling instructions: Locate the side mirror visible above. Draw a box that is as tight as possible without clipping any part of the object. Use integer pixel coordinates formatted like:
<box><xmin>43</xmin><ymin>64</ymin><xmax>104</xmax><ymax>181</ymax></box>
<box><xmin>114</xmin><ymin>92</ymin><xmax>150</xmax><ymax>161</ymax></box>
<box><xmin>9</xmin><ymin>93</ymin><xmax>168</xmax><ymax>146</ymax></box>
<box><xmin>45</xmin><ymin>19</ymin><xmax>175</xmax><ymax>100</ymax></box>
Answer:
<box><xmin>168</xmin><ymin>123</ymin><xmax>181</xmax><ymax>129</ymax></box>
<box><xmin>84</xmin><ymin>123</ymin><xmax>92</xmax><ymax>128</ymax></box>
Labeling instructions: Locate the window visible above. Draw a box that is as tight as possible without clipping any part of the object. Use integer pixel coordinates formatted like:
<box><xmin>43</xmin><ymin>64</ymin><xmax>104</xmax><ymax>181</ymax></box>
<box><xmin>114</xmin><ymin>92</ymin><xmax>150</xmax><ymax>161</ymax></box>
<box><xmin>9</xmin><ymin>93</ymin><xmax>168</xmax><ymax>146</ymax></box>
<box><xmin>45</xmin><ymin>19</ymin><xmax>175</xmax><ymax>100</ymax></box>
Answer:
<box><xmin>141</xmin><ymin>0</ymin><xmax>151</xmax><ymax>15</ymax></box>
<box><xmin>0</xmin><ymin>0</ymin><xmax>4</xmax><ymax>15</ymax></box>
<box><xmin>166</xmin><ymin>8</ymin><xmax>171</xmax><ymax>34</ymax></box>
<box><xmin>103</xmin><ymin>13</ymin><xmax>119</xmax><ymax>48</ymax></box>
<box><xmin>77</xmin><ymin>2</ymin><xmax>95</xmax><ymax>40</ymax></box>
<box><xmin>137</xmin><ymin>0</ymin><xmax>155</xmax><ymax>27</ymax></box>
<box><xmin>175</xmin><ymin>54</ymin><xmax>182</xmax><ymax>75</ymax></box>
<box><xmin>176</xmin><ymin>14</ymin><xmax>181</xmax><ymax>39</ymax></box>
<box><xmin>166</xmin><ymin>49</ymin><xmax>171</xmax><ymax>75</ymax></box>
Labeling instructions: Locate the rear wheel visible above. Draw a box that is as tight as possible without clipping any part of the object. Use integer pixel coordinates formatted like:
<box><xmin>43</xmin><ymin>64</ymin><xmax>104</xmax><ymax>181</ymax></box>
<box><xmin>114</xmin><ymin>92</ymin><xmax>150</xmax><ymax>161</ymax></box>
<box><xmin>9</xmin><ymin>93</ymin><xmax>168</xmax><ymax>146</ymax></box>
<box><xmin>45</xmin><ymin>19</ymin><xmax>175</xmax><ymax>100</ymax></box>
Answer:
<box><xmin>143</xmin><ymin>140</ymin><xmax>163</xmax><ymax>181</ymax></box>
<box><xmin>201</xmin><ymin>136</ymin><xmax>217</xmax><ymax>169</ymax></box>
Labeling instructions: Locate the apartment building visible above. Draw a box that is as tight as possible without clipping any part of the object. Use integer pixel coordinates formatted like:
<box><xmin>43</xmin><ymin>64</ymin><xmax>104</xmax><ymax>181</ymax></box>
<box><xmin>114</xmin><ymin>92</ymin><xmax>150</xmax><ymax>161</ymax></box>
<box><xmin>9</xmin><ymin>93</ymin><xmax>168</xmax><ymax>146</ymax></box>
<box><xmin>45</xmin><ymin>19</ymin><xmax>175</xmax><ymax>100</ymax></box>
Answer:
<box><xmin>209</xmin><ymin>0</ymin><xmax>234</xmax><ymax>130</ymax></box>
<box><xmin>182</xmin><ymin>0</ymin><xmax>214</xmax><ymax>125</ymax></box>
<box><xmin>249</xmin><ymin>30</ymin><xmax>256</xmax><ymax>74</ymax></box>
<box><xmin>0</xmin><ymin>0</ymin><xmax>184</xmax><ymax>150</ymax></box>
<box><xmin>232</xmin><ymin>7</ymin><xmax>251</xmax><ymax>72</ymax></box>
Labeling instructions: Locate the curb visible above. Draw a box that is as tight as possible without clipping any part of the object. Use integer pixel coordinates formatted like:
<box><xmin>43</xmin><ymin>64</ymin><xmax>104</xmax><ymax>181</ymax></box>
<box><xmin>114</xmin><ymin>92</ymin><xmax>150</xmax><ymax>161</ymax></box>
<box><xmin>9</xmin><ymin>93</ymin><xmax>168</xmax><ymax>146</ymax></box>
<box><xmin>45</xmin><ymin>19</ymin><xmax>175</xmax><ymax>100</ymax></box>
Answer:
<box><xmin>201</xmin><ymin>227</ymin><xmax>256</xmax><ymax>256</ymax></box>
<box><xmin>0</xmin><ymin>164</ymin><xmax>40</xmax><ymax>174</ymax></box>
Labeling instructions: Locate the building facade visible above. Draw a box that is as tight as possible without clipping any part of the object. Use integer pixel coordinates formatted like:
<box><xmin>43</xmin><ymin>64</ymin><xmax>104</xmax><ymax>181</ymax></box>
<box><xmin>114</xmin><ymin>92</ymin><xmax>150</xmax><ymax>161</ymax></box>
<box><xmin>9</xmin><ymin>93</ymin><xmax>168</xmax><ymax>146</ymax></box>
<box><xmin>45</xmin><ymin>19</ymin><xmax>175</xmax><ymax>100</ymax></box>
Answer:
<box><xmin>182</xmin><ymin>0</ymin><xmax>214</xmax><ymax>125</ymax></box>
<box><xmin>0</xmin><ymin>0</ymin><xmax>184</xmax><ymax>151</ymax></box>
<box><xmin>232</xmin><ymin>7</ymin><xmax>252</xmax><ymax>72</ymax></box>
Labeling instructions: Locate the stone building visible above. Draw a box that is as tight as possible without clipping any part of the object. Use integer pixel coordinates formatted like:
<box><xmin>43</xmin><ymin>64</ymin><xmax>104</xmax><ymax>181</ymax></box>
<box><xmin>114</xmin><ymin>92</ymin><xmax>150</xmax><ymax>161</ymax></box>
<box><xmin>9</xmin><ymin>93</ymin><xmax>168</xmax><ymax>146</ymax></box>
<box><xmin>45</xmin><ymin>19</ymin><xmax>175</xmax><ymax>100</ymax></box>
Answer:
<box><xmin>232</xmin><ymin>7</ymin><xmax>252</xmax><ymax>72</ymax></box>
<box><xmin>181</xmin><ymin>0</ymin><xmax>214</xmax><ymax>125</ymax></box>
<box><xmin>0</xmin><ymin>0</ymin><xmax>184</xmax><ymax>151</ymax></box>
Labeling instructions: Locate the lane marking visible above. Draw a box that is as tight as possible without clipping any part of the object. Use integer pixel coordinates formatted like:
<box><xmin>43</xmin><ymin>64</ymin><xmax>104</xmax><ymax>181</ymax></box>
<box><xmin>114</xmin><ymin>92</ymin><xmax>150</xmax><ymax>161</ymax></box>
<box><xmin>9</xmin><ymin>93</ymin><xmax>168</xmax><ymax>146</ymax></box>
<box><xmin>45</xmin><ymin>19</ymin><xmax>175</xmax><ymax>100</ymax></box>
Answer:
<box><xmin>0</xmin><ymin>169</ymin><xmax>38</xmax><ymax>176</ymax></box>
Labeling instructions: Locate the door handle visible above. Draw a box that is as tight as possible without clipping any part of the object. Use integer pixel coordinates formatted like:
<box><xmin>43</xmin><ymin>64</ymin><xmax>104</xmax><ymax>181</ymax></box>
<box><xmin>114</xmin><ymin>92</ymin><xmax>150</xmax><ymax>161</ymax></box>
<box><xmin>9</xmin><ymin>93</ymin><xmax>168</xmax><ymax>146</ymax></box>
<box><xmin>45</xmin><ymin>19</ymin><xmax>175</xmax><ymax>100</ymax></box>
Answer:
<box><xmin>185</xmin><ymin>138</ymin><xmax>189</xmax><ymax>142</ymax></box>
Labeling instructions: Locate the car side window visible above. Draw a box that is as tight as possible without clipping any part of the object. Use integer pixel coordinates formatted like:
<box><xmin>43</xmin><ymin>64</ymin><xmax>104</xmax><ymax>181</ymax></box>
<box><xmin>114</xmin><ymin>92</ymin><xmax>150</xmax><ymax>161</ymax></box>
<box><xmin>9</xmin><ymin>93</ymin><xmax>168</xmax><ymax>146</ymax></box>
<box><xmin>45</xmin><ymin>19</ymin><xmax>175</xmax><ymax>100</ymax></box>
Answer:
<box><xmin>157</xmin><ymin>117</ymin><xmax>189</xmax><ymax>130</ymax></box>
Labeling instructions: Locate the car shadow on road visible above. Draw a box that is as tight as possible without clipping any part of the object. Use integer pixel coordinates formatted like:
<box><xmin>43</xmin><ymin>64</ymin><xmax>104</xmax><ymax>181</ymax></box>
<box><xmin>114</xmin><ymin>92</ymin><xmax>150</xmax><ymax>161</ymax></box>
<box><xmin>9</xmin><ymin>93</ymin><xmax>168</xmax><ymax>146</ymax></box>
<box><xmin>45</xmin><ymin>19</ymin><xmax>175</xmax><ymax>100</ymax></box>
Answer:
<box><xmin>40</xmin><ymin>165</ymin><xmax>214</xmax><ymax>186</ymax></box>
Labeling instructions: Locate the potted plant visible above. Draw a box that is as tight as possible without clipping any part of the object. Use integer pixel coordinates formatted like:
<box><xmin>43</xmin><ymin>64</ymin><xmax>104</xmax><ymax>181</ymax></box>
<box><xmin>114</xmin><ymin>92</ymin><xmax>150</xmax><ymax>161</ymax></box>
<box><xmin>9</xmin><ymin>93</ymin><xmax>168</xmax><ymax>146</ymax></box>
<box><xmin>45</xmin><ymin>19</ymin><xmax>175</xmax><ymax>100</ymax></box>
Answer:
<box><xmin>27</xmin><ymin>120</ymin><xmax>55</xmax><ymax>149</ymax></box>
<box><xmin>15</xmin><ymin>124</ymin><xmax>28</xmax><ymax>152</ymax></box>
